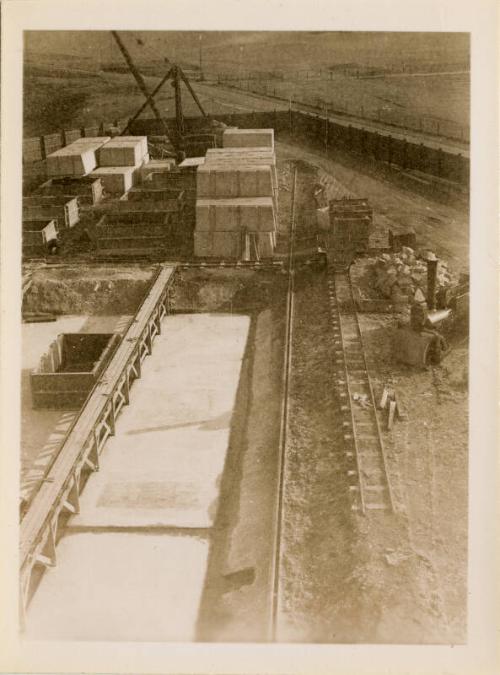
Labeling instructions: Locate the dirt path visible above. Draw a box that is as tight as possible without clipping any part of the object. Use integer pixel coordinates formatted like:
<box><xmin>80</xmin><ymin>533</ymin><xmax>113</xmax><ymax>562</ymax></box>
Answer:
<box><xmin>276</xmin><ymin>139</ymin><xmax>469</xmax><ymax>274</ymax></box>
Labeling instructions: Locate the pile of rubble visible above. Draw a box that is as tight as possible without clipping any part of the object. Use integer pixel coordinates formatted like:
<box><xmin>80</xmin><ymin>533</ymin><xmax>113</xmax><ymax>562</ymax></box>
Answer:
<box><xmin>372</xmin><ymin>247</ymin><xmax>457</xmax><ymax>303</ymax></box>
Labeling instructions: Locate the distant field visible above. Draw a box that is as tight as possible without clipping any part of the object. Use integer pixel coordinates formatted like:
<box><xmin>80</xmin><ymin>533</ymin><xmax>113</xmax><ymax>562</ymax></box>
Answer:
<box><xmin>23</xmin><ymin>31</ymin><xmax>469</xmax><ymax>138</ymax></box>
<box><xmin>227</xmin><ymin>70</ymin><xmax>469</xmax><ymax>131</ymax></box>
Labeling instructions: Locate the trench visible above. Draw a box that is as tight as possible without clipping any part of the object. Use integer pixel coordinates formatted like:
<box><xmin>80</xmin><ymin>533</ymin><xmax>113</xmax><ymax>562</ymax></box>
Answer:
<box><xmin>22</xmin><ymin>266</ymin><xmax>288</xmax><ymax>642</ymax></box>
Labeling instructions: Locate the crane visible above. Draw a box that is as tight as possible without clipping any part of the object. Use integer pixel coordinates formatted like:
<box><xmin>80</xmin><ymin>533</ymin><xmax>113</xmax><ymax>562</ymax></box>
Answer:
<box><xmin>110</xmin><ymin>31</ymin><xmax>221</xmax><ymax>159</ymax></box>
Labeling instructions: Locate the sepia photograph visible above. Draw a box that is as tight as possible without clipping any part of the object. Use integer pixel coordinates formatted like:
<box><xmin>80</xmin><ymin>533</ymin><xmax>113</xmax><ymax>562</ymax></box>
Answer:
<box><xmin>0</xmin><ymin>1</ymin><xmax>498</xmax><ymax>673</ymax></box>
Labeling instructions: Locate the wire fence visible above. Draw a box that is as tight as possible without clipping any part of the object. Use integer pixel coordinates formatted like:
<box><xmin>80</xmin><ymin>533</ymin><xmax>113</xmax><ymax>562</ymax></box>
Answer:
<box><xmin>210</xmin><ymin>73</ymin><xmax>469</xmax><ymax>143</ymax></box>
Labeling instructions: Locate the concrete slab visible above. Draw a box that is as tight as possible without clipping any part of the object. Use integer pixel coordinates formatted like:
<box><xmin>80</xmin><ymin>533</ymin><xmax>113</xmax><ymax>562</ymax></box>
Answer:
<box><xmin>24</xmin><ymin>531</ymin><xmax>208</xmax><ymax>641</ymax></box>
<box><xmin>70</xmin><ymin>313</ymin><xmax>250</xmax><ymax>528</ymax></box>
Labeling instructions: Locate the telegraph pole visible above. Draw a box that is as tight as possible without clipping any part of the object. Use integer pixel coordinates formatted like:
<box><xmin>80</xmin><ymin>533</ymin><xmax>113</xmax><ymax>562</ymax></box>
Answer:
<box><xmin>199</xmin><ymin>34</ymin><xmax>204</xmax><ymax>81</ymax></box>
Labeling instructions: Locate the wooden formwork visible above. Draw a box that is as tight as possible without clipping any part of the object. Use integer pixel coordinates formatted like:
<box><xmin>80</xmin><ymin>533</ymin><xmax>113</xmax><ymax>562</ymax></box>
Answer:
<box><xmin>23</xmin><ymin>195</ymin><xmax>80</xmax><ymax>229</ymax></box>
<box><xmin>19</xmin><ymin>266</ymin><xmax>176</xmax><ymax>626</ymax></box>
<box><xmin>22</xmin><ymin>218</ymin><xmax>58</xmax><ymax>256</ymax></box>
<box><xmin>30</xmin><ymin>334</ymin><xmax>121</xmax><ymax>409</ymax></box>
<box><xmin>36</xmin><ymin>177</ymin><xmax>104</xmax><ymax>206</ymax></box>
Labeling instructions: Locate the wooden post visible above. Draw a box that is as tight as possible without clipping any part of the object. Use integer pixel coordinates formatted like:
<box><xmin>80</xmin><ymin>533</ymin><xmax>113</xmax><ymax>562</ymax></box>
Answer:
<box><xmin>124</xmin><ymin>370</ymin><xmax>130</xmax><ymax>405</ymax></box>
<box><xmin>324</xmin><ymin>106</ymin><xmax>328</xmax><ymax>155</ymax></box>
<box><xmin>402</xmin><ymin>139</ymin><xmax>408</xmax><ymax>170</ymax></box>
<box><xmin>109</xmin><ymin>399</ymin><xmax>116</xmax><ymax>436</ymax></box>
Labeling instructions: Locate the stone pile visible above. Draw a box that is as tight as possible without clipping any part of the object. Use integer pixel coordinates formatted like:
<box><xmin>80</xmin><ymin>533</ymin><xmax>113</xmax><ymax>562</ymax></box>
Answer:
<box><xmin>372</xmin><ymin>247</ymin><xmax>457</xmax><ymax>303</ymax></box>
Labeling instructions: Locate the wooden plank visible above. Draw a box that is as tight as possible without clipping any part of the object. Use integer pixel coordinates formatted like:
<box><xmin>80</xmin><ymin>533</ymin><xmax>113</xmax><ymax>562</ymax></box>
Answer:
<box><xmin>20</xmin><ymin>266</ymin><xmax>176</xmax><ymax>566</ymax></box>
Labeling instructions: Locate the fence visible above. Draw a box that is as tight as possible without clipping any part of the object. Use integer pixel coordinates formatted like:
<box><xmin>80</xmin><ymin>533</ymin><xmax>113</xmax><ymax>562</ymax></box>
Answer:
<box><xmin>128</xmin><ymin>111</ymin><xmax>469</xmax><ymax>185</ymax></box>
<box><xmin>214</xmin><ymin>61</ymin><xmax>469</xmax><ymax>82</ymax></box>
<box><xmin>215</xmin><ymin>77</ymin><xmax>469</xmax><ymax>143</ymax></box>
<box><xmin>22</xmin><ymin>110</ymin><xmax>469</xmax><ymax>187</ymax></box>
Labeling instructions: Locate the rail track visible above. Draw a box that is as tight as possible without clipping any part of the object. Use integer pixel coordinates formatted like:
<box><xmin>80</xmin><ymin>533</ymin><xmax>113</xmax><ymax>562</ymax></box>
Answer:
<box><xmin>269</xmin><ymin>164</ymin><xmax>297</xmax><ymax>641</ymax></box>
<box><xmin>327</xmin><ymin>269</ymin><xmax>395</xmax><ymax>513</ymax></box>
<box><xmin>269</xmin><ymin>161</ymin><xmax>395</xmax><ymax>642</ymax></box>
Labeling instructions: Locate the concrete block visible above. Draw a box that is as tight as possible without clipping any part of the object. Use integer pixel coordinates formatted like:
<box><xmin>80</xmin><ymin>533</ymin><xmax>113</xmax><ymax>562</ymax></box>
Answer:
<box><xmin>140</xmin><ymin>158</ymin><xmax>176</xmax><ymax>180</ymax></box>
<box><xmin>196</xmin><ymin>197</ymin><xmax>276</xmax><ymax>233</ymax></box>
<box><xmin>117</xmin><ymin>135</ymin><xmax>148</xmax><ymax>157</ymax></box>
<box><xmin>178</xmin><ymin>157</ymin><xmax>205</xmax><ymax>170</ymax></box>
<box><xmin>194</xmin><ymin>231</ymin><xmax>241</xmax><ymax>258</ymax></box>
<box><xmin>205</xmin><ymin>147</ymin><xmax>275</xmax><ymax>161</ymax></box>
<box><xmin>222</xmin><ymin>128</ymin><xmax>274</xmax><ymax>149</ymax></box>
<box><xmin>196</xmin><ymin>165</ymin><xmax>274</xmax><ymax>199</ymax></box>
<box><xmin>90</xmin><ymin>166</ymin><xmax>139</xmax><ymax>195</ymax></box>
<box><xmin>46</xmin><ymin>137</ymin><xmax>110</xmax><ymax>177</ymax></box>
<box><xmin>98</xmin><ymin>137</ymin><xmax>146</xmax><ymax>168</ymax></box>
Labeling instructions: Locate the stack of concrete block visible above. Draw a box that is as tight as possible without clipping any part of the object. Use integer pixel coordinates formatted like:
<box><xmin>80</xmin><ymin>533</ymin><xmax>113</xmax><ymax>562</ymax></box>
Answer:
<box><xmin>46</xmin><ymin>137</ymin><xmax>110</xmax><ymax>177</ymax></box>
<box><xmin>194</xmin><ymin>134</ymin><xmax>278</xmax><ymax>259</ymax></box>
<box><xmin>45</xmin><ymin>136</ymin><xmax>151</xmax><ymax>197</ymax></box>
<box><xmin>195</xmin><ymin>197</ymin><xmax>276</xmax><ymax>258</ymax></box>
<box><xmin>90</xmin><ymin>136</ymin><xmax>148</xmax><ymax>195</ymax></box>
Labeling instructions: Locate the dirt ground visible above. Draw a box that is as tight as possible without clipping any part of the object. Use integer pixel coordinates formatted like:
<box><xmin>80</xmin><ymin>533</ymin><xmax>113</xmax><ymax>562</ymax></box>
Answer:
<box><xmin>23</xmin><ymin>264</ymin><xmax>156</xmax><ymax>315</ymax></box>
<box><xmin>276</xmin><ymin>155</ymin><xmax>468</xmax><ymax>643</ymax></box>
<box><xmin>20</xmin><ymin>142</ymin><xmax>469</xmax><ymax>644</ymax></box>
<box><xmin>277</xmin><ymin>139</ymin><xmax>469</xmax><ymax>274</ymax></box>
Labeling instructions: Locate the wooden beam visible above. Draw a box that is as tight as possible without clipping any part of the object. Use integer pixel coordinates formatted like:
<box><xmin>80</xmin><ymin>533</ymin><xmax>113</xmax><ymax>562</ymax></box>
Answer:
<box><xmin>111</xmin><ymin>31</ymin><xmax>175</xmax><ymax>145</ymax></box>
<box><xmin>121</xmin><ymin>66</ymin><xmax>174</xmax><ymax>136</ymax></box>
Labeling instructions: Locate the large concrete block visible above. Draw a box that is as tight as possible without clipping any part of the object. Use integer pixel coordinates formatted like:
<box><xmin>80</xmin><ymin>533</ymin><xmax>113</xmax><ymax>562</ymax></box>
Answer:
<box><xmin>98</xmin><ymin>137</ymin><xmax>147</xmax><ymax>168</ymax></box>
<box><xmin>46</xmin><ymin>137</ymin><xmax>110</xmax><ymax>177</ymax></box>
<box><xmin>196</xmin><ymin>165</ymin><xmax>274</xmax><ymax>199</ymax></box>
<box><xmin>222</xmin><ymin>128</ymin><xmax>274</xmax><ymax>149</ymax></box>
<box><xmin>90</xmin><ymin>166</ymin><xmax>139</xmax><ymax>195</ymax></box>
<box><xmin>205</xmin><ymin>147</ymin><xmax>275</xmax><ymax>162</ymax></box>
<box><xmin>196</xmin><ymin>197</ymin><xmax>276</xmax><ymax>233</ymax></box>
<box><xmin>118</xmin><ymin>135</ymin><xmax>148</xmax><ymax>157</ymax></box>
<box><xmin>194</xmin><ymin>231</ymin><xmax>241</xmax><ymax>258</ymax></box>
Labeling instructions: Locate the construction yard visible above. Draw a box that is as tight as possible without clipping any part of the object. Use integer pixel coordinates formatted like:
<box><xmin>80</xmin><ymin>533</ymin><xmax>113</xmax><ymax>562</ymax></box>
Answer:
<box><xmin>18</xmin><ymin>30</ymin><xmax>469</xmax><ymax>647</ymax></box>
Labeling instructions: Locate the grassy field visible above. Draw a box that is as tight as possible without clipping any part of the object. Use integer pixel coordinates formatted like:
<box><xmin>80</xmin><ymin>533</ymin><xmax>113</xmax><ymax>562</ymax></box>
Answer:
<box><xmin>23</xmin><ymin>31</ymin><xmax>469</xmax><ymax>137</ymax></box>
